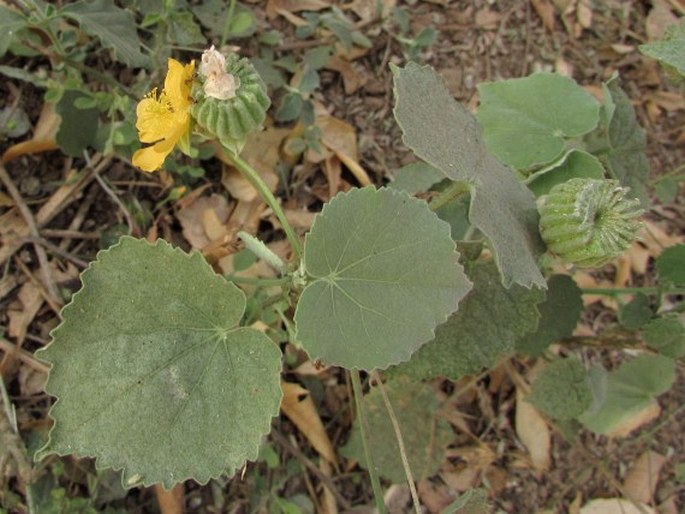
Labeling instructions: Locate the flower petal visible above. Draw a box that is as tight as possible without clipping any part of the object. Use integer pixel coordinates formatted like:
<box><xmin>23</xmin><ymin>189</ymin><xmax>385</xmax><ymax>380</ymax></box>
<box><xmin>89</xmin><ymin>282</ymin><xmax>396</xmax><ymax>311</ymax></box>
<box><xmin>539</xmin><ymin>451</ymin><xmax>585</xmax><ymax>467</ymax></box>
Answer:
<box><xmin>164</xmin><ymin>58</ymin><xmax>195</xmax><ymax>112</ymax></box>
<box><xmin>136</xmin><ymin>96</ymin><xmax>175</xmax><ymax>143</ymax></box>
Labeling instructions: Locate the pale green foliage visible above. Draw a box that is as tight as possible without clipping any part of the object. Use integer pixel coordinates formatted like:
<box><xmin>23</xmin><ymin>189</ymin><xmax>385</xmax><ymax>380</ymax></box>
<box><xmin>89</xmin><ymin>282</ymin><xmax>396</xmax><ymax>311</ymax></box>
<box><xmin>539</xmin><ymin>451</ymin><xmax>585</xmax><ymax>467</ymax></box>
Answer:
<box><xmin>516</xmin><ymin>275</ymin><xmax>583</xmax><ymax>356</ymax></box>
<box><xmin>392</xmin><ymin>62</ymin><xmax>546</xmax><ymax>289</ymax></box>
<box><xmin>527</xmin><ymin>150</ymin><xmax>605</xmax><ymax>197</ymax></box>
<box><xmin>37</xmin><ymin>237</ymin><xmax>283</xmax><ymax>488</ymax></box>
<box><xmin>390</xmin><ymin>161</ymin><xmax>445</xmax><ymax>194</ymax></box>
<box><xmin>527</xmin><ymin>358</ymin><xmax>592</xmax><ymax>420</ymax></box>
<box><xmin>643</xmin><ymin>317</ymin><xmax>685</xmax><ymax>359</ymax></box>
<box><xmin>579</xmin><ymin>355</ymin><xmax>676</xmax><ymax>435</ymax></box>
<box><xmin>391</xmin><ymin>262</ymin><xmax>544</xmax><ymax>381</ymax></box>
<box><xmin>443</xmin><ymin>489</ymin><xmax>490</xmax><ymax>514</ymax></box>
<box><xmin>61</xmin><ymin>0</ymin><xmax>149</xmax><ymax>67</ymax></box>
<box><xmin>656</xmin><ymin>244</ymin><xmax>685</xmax><ymax>286</ymax></box>
<box><xmin>476</xmin><ymin>73</ymin><xmax>599</xmax><ymax>171</ymax></box>
<box><xmin>295</xmin><ymin>187</ymin><xmax>471</xmax><ymax>370</ymax></box>
<box><xmin>584</xmin><ymin>77</ymin><xmax>649</xmax><ymax>205</ymax></box>
<box><xmin>341</xmin><ymin>379</ymin><xmax>453</xmax><ymax>483</ymax></box>
<box><xmin>0</xmin><ymin>5</ymin><xmax>25</xmax><ymax>57</ymax></box>
<box><xmin>640</xmin><ymin>20</ymin><xmax>685</xmax><ymax>80</ymax></box>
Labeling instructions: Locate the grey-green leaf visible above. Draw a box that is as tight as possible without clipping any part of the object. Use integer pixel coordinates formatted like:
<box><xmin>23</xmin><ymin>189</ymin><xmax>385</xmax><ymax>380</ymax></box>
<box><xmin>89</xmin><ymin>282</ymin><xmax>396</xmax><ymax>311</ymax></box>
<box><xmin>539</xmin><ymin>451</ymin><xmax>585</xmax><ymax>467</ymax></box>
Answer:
<box><xmin>527</xmin><ymin>150</ymin><xmax>606</xmax><ymax>197</ymax></box>
<box><xmin>579</xmin><ymin>354</ymin><xmax>675</xmax><ymax>435</ymax></box>
<box><xmin>392</xmin><ymin>63</ymin><xmax>546</xmax><ymax>289</ymax></box>
<box><xmin>295</xmin><ymin>187</ymin><xmax>471</xmax><ymax>370</ymax></box>
<box><xmin>0</xmin><ymin>5</ymin><xmax>26</xmax><ymax>57</ymax></box>
<box><xmin>391</xmin><ymin>262</ymin><xmax>544</xmax><ymax>381</ymax></box>
<box><xmin>55</xmin><ymin>90</ymin><xmax>100</xmax><ymax>157</ymax></box>
<box><xmin>643</xmin><ymin>317</ymin><xmax>685</xmax><ymax>359</ymax></box>
<box><xmin>389</xmin><ymin>161</ymin><xmax>445</xmax><ymax>194</ymax></box>
<box><xmin>527</xmin><ymin>358</ymin><xmax>592</xmax><ymax>420</ymax></box>
<box><xmin>591</xmin><ymin>77</ymin><xmax>649</xmax><ymax>206</ymax></box>
<box><xmin>341</xmin><ymin>379</ymin><xmax>453</xmax><ymax>483</ymax></box>
<box><xmin>476</xmin><ymin>73</ymin><xmax>599</xmax><ymax>171</ymax></box>
<box><xmin>640</xmin><ymin>20</ymin><xmax>685</xmax><ymax>78</ymax></box>
<box><xmin>516</xmin><ymin>274</ymin><xmax>583</xmax><ymax>356</ymax></box>
<box><xmin>61</xmin><ymin>0</ymin><xmax>149</xmax><ymax>68</ymax></box>
<box><xmin>36</xmin><ymin>237</ymin><xmax>283</xmax><ymax>488</ymax></box>
<box><xmin>656</xmin><ymin>244</ymin><xmax>685</xmax><ymax>286</ymax></box>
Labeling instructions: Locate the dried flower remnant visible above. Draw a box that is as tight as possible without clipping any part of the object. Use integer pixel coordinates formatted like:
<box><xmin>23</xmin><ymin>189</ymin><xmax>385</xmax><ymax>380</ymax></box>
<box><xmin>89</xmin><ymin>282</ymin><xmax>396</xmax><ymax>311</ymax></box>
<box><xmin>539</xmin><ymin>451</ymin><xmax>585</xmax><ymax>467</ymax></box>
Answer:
<box><xmin>132</xmin><ymin>58</ymin><xmax>195</xmax><ymax>172</ymax></box>
<box><xmin>200</xmin><ymin>46</ymin><xmax>240</xmax><ymax>100</ymax></box>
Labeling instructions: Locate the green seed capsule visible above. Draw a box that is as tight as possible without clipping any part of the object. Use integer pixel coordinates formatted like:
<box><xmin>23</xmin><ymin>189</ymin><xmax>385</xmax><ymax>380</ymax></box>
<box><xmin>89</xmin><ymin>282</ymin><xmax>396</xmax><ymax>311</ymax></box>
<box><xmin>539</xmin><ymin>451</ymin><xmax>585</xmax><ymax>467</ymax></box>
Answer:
<box><xmin>191</xmin><ymin>48</ymin><xmax>270</xmax><ymax>153</ymax></box>
<box><xmin>537</xmin><ymin>178</ymin><xmax>643</xmax><ymax>268</ymax></box>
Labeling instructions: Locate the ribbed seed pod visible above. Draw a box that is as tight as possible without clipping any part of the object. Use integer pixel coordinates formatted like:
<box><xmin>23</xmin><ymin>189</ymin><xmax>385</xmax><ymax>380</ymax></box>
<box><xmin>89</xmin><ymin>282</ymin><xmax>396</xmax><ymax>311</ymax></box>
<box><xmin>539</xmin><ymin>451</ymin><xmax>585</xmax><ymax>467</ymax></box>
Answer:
<box><xmin>191</xmin><ymin>51</ymin><xmax>270</xmax><ymax>153</ymax></box>
<box><xmin>537</xmin><ymin>178</ymin><xmax>642</xmax><ymax>268</ymax></box>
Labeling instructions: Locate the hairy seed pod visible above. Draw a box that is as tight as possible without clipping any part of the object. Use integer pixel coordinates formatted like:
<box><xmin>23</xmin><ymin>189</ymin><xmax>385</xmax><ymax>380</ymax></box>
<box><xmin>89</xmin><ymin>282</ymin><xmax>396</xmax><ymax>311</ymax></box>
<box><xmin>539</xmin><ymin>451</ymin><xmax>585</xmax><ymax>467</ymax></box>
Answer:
<box><xmin>191</xmin><ymin>49</ymin><xmax>270</xmax><ymax>153</ymax></box>
<box><xmin>537</xmin><ymin>178</ymin><xmax>643</xmax><ymax>268</ymax></box>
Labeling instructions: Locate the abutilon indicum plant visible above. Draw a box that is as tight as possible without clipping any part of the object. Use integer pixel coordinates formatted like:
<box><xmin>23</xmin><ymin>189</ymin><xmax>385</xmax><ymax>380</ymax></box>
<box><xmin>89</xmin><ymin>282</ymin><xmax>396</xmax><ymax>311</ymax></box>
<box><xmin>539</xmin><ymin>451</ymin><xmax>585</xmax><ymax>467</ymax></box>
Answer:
<box><xmin>35</xmin><ymin>41</ymin><xmax>682</xmax><ymax>514</ymax></box>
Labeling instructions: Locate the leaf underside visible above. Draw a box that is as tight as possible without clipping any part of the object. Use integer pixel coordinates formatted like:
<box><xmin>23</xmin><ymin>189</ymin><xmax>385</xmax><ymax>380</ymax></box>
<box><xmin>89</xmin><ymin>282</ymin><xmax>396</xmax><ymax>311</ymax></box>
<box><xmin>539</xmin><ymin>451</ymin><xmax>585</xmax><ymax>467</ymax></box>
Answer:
<box><xmin>37</xmin><ymin>237</ymin><xmax>283</xmax><ymax>489</ymax></box>
<box><xmin>392</xmin><ymin>62</ymin><xmax>546</xmax><ymax>289</ymax></box>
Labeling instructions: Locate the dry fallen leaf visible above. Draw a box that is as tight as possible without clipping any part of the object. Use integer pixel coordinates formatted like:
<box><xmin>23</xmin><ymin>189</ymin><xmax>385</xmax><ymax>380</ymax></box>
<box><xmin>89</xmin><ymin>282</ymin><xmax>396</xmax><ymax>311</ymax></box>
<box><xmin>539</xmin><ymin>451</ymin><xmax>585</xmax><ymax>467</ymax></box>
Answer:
<box><xmin>2</xmin><ymin>102</ymin><xmax>60</xmax><ymax>164</ymax></box>
<box><xmin>326</xmin><ymin>56</ymin><xmax>366</xmax><ymax>94</ymax></box>
<box><xmin>515</xmin><ymin>387</ymin><xmax>551</xmax><ymax>472</ymax></box>
<box><xmin>531</xmin><ymin>0</ymin><xmax>556</xmax><ymax>31</ymax></box>
<box><xmin>579</xmin><ymin>498</ymin><xmax>656</xmax><ymax>514</ymax></box>
<box><xmin>646</xmin><ymin>0</ymin><xmax>679</xmax><ymax>41</ymax></box>
<box><xmin>177</xmin><ymin>194</ymin><xmax>231</xmax><ymax>250</ymax></box>
<box><xmin>280</xmin><ymin>381</ymin><xmax>337</xmax><ymax>463</ymax></box>
<box><xmin>623</xmin><ymin>450</ymin><xmax>667</xmax><ymax>504</ymax></box>
<box><xmin>8</xmin><ymin>281</ymin><xmax>44</xmax><ymax>346</ymax></box>
<box><xmin>475</xmin><ymin>8</ymin><xmax>501</xmax><ymax>30</ymax></box>
<box><xmin>265</xmin><ymin>0</ymin><xmax>329</xmax><ymax>19</ymax></box>
<box><xmin>317</xmin><ymin>114</ymin><xmax>371</xmax><ymax>186</ymax></box>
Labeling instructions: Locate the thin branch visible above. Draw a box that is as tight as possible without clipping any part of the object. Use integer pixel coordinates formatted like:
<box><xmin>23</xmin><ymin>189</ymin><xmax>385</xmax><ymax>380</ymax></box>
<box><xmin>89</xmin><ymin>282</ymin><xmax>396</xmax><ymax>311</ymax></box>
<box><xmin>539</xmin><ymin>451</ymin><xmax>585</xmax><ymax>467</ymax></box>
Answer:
<box><xmin>371</xmin><ymin>370</ymin><xmax>421</xmax><ymax>514</ymax></box>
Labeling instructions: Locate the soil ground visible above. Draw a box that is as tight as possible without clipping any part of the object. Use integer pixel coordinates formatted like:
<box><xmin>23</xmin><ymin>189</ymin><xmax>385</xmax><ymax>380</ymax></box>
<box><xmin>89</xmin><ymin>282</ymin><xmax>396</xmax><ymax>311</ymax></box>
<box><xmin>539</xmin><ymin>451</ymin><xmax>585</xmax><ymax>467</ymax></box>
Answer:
<box><xmin>1</xmin><ymin>0</ymin><xmax>684</xmax><ymax>513</ymax></box>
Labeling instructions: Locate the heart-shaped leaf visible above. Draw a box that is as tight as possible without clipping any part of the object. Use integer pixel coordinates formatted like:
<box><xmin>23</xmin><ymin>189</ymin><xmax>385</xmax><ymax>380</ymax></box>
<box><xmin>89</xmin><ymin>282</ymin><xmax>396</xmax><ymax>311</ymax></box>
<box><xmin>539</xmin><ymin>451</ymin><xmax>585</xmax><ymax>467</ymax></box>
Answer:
<box><xmin>37</xmin><ymin>237</ymin><xmax>283</xmax><ymax>489</ymax></box>
<box><xmin>295</xmin><ymin>187</ymin><xmax>471</xmax><ymax>370</ymax></box>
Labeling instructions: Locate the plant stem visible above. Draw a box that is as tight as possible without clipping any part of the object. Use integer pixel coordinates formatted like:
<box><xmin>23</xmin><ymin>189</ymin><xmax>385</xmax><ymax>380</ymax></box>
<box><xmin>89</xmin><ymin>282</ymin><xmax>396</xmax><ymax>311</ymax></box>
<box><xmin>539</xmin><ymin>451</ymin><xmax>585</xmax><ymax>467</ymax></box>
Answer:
<box><xmin>372</xmin><ymin>371</ymin><xmax>421</xmax><ymax>514</ymax></box>
<box><xmin>224</xmin><ymin>274</ymin><xmax>291</xmax><ymax>287</ymax></box>
<box><xmin>350</xmin><ymin>370</ymin><xmax>387</xmax><ymax>514</ymax></box>
<box><xmin>581</xmin><ymin>286</ymin><xmax>685</xmax><ymax>296</ymax></box>
<box><xmin>225</xmin><ymin>150</ymin><xmax>303</xmax><ymax>261</ymax></box>
<box><xmin>429</xmin><ymin>181</ymin><xmax>470</xmax><ymax>212</ymax></box>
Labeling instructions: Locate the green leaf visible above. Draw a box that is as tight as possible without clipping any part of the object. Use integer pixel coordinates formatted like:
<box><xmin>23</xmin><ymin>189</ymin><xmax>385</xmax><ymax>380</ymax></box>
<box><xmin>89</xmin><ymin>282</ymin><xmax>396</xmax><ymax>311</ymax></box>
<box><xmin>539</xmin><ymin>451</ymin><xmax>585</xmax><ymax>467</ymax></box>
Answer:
<box><xmin>476</xmin><ymin>73</ymin><xmax>599</xmax><ymax>170</ymax></box>
<box><xmin>341</xmin><ymin>379</ymin><xmax>453</xmax><ymax>483</ymax></box>
<box><xmin>656</xmin><ymin>244</ymin><xmax>685</xmax><ymax>286</ymax></box>
<box><xmin>275</xmin><ymin>92</ymin><xmax>303</xmax><ymax>122</ymax></box>
<box><xmin>527</xmin><ymin>358</ymin><xmax>592</xmax><ymax>420</ymax></box>
<box><xmin>516</xmin><ymin>274</ymin><xmax>583</xmax><ymax>356</ymax></box>
<box><xmin>589</xmin><ymin>77</ymin><xmax>649</xmax><ymax>206</ymax></box>
<box><xmin>392</xmin><ymin>62</ymin><xmax>546</xmax><ymax>289</ymax></box>
<box><xmin>390</xmin><ymin>262</ymin><xmax>544</xmax><ymax>381</ymax></box>
<box><xmin>0</xmin><ymin>5</ymin><xmax>26</xmax><ymax>57</ymax></box>
<box><xmin>527</xmin><ymin>150</ymin><xmax>606</xmax><ymax>197</ymax></box>
<box><xmin>60</xmin><ymin>0</ymin><xmax>149</xmax><ymax>68</ymax></box>
<box><xmin>166</xmin><ymin>11</ymin><xmax>204</xmax><ymax>46</ymax></box>
<box><xmin>295</xmin><ymin>187</ymin><xmax>471</xmax><ymax>370</ymax></box>
<box><xmin>654</xmin><ymin>177</ymin><xmax>678</xmax><ymax>204</ymax></box>
<box><xmin>640</xmin><ymin>21</ymin><xmax>685</xmax><ymax>78</ymax></box>
<box><xmin>579</xmin><ymin>354</ymin><xmax>676</xmax><ymax>435</ymax></box>
<box><xmin>389</xmin><ymin>161</ymin><xmax>445</xmax><ymax>194</ymax></box>
<box><xmin>55</xmin><ymin>90</ymin><xmax>100</xmax><ymax>157</ymax></box>
<box><xmin>443</xmin><ymin>489</ymin><xmax>490</xmax><ymax>514</ymax></box>
<box><xmin>643</xmin><ymin>317</ymin><xmax>685</xmax><ymax>359</ymax></box>
<box><xmin>618</xmin><ymin>293</ymin><xmax>653</xmax><ymax>330</ymax></box>
<box><xmin>36</xmin><ymin>237</ymin><xmax>283</xmax><ymax>488</ymax></box>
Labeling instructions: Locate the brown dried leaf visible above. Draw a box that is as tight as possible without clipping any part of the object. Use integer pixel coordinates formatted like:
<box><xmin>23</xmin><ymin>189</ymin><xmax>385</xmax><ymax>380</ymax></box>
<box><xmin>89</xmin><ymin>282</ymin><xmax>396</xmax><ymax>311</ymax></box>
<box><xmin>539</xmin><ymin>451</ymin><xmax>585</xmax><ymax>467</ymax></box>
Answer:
<box><xmin>2</xmin><ymin>102</ymin><xmax>59</xmax><ymax>164</ymax></box>
<box><xmin>326</xmin><ymin>56</ymin><xmax>366</xmax><ymax>93</ymax></box>
<box><xmin>579</xmin><ymin>498</ymin><xmax>655</xmax><ymax>514</ymax></box>
<box><xmin>8</xmin><ymin>281</ymin><xmax>44</xmax><ymax>345</ymax></box>
<box><xmin>607</xmin><ymin>401</ymin><xmax>661</xmax><ymax>438</ymax></box>
<box><xmin>531</xmin><ymin>0</ymin><xmax>556</xmax><ymax>31</ymax></box>
<box><xmin>475</xmin><ymin>8</ymin><xmax>501</xmax><ymax>30</ymax></box>
<box><xmin>623</xmin><ymin>450</ymin><xmax>667</xmax><ymax>504</ymax></box>
<box><xmin>576</xmin><ymin>0</ymin><xmax>592</xmax><ymax>28</ymax></box>
<box><xmin>515</xmin><ymin>387</ymin><xmax>551</xmax><ymax>472</ymax></box>
<box><xmin>177</xmin><ymin>194</ymin><xmax>231</xmax><ymax>250</ymax></box>
<box><xmin>266</xmin><ymin>0</ymin><xmax>329</xmax><ymax>19</ymax></box>
<box><xmin>646</xmin><ymin>0</ymin><xmax>679</xmax><ymax>41</ymax></box>
<box><xmin>280</xmin><ymin>381</ymin><xmax>337</xmax><ymax>463</ymax></box>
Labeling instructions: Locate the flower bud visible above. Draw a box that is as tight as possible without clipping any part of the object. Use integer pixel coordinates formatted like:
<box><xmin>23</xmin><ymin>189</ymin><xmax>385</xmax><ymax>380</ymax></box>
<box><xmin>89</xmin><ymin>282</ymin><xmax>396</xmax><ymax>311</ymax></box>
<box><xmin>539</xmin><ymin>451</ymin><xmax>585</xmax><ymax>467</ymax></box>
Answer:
<box><xmin>537</xmin><ymin>178</ymin><xmax>642</xmax><ymax>268</ymax></box>
<box><xmin>191</xmin><ymin>47</ymin><xmax>270</xmax><ymax>153</ymax></box>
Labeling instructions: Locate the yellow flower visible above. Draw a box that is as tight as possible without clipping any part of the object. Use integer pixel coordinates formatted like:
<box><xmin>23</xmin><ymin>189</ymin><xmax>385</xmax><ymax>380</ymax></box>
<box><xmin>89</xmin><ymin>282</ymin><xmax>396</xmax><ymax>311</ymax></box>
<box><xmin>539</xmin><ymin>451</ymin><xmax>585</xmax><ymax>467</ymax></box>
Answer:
<box><xmin>132</xmin><ymin>58</ymin><xmax>195</xmax><ymax>172</ymax></box>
